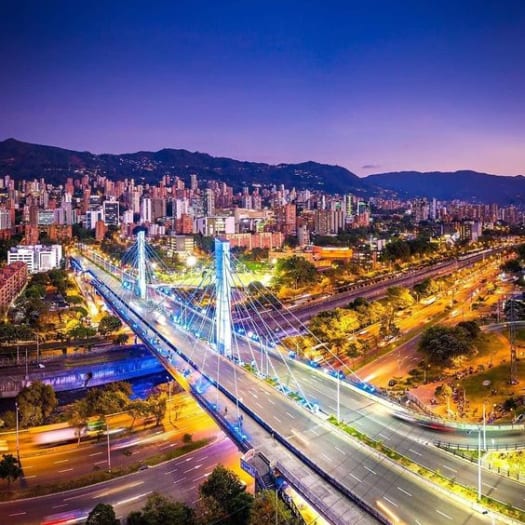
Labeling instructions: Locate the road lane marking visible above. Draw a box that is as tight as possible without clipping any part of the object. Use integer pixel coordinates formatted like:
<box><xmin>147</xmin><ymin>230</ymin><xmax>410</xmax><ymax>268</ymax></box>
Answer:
<box><xmin>54</xmin><ymin>459</ymin><xmax>69</xmax><ymax>464</ymax></box>
<box><xmin>378</xmin><ymin>433</ymin><xmax>390</xmax><ymax>440</ymax></box>
<box><xmin>273</xmin><ymin>416</ymin><xmax>282</xmax><ymax>423</ymax></box>
<box><xmin>255</xmin><ymin>401</ymin><xmax>263</xmax><ymax>409</ymax></box>
<box><xmin>89</xmin><ymin>451</ymin><xmax>103</xmax><ymax>456</ymax></box>
<box><xmin>173</xmin><ymin>478</ymin><xmax>183</xmax><ymax>484</ymax></box>
<box><xmin>115</xmin><ymin>492</ymin><xmax>152</xmax><ymax>506</ymax></box>
<box><xmin>285</xmin><ymin>411</ymin><xmax>295</xmax><ymax>420</ymax></box>
<box><xmin>267</xmin><ymin>399</ymin><xmax>275</xmax><ymax>405</ymax></box>
<box><xmin>436</xmin><ymin>509</ymin><xmax>453</xmax><ymax>520</ymax></box>
<box><xmin>408</xmin><ymin>448</ymin><xmax>422</xmax><ymax>456</ymax></box>
<box><xmin>335</xmin><ymin>446</ymin><xmax>345</xmax><ymax>455</ymax></box>
<box><xmin>320</xmin><ymin>452</ymin><xmax>332</xmax><ymax>462</ymax></box>
<box><xmin>384</xmin><ymin>497</ymin><xmax>398</xmax><ymax>507</ymax></box>
<box><xmin>63</xmin><ymin>495</ymin><xmax>83</xmax><ymax>502</ymax></box>
<box><xmin>349</xmin><ymin>473</ymin><xmax>361</xmax><ymax>482</ymax></box>
<box><xmin>397</xmin><ymin>486</ymin><xmax>412</xmax><ymax>497</ymax></box>
<box><xmin>23</xmin><ymin>475</ymin><xmax>36</xmax><ymax>479</ymax></box>
<box><xmin>52</xmin><ymin>504</ymin><xmax>68</xmax><ymax>509</ymax></box>
<box><xmin>184</xmin><ymin>456</ymin><xmax>194</xmax><ymax>462</ymax></box>
<box><xmin>94</xmin><ymin>460</ymin><xmax>107</xmax><ymax>465</ymax></box>
<box><xmin>442</xmin><ymin>465</ymin><xmax>457</xmax><ymax>473</ymax></box>
<box><xmin>364</xmin><ymin>466</ymin><xmax>376</xmax><ymax>475</ymax></box>
<box><xmin>8</xmin><ymin>513</ymin><xmax>26</xmax><ymax>517</ymax></box>
<box><xmin>59</xmin><ymin>468</ymin><xmax>74</xmax><ymax>473</ymax></box>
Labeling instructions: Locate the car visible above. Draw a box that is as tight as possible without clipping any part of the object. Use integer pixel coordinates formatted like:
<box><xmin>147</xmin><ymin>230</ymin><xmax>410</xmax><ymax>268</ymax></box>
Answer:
<box><xmin>388</xmin><ymin>379</ymin><xmax>397</xmax><ymax>387</ymax></box>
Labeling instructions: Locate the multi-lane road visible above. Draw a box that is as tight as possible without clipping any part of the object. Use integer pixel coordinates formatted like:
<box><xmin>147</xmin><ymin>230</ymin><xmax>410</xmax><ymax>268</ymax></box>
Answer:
<box><xmin>0</xmin><ymin>436</ymin><xmax>241</xmax><ymax>525</ymax></box>
<box><xmin>81</xmin><ymin>254</ymin><xmax>524</xmax><ymax>525</ymax></box>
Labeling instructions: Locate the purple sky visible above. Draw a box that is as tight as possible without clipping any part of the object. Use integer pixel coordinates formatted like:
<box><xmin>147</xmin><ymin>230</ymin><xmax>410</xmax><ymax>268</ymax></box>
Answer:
<box><xmin>1</xmin><ymin>1</ymin><xmax>524</xmax><ymax>176</ymax></box>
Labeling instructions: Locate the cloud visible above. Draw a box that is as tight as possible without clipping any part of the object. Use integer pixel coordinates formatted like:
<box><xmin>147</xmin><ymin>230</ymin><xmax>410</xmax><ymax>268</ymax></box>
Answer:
<box><xmin>361</xmin><ymin>164</ymin><xmax>381</xmax><ymax>170</ymax></box>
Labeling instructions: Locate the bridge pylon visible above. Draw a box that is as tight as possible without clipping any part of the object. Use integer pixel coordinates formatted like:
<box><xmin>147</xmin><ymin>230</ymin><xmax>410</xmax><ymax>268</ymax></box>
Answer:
<box><xmin>134</xmin><ymin>226</ymin><xmax>148</xmax><ymax>300</ymax></box>
<box><xmin>215</xmin><ymin>238</ymin><xmax>232</xmax><ymax>357</ymax></box>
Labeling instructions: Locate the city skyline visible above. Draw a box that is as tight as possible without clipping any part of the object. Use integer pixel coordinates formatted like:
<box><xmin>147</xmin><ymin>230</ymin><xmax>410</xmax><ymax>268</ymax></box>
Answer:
<box><xmin>1</xmin><ymin>1</ymin><xmax>524</xmax><ymax>177</ymax></box>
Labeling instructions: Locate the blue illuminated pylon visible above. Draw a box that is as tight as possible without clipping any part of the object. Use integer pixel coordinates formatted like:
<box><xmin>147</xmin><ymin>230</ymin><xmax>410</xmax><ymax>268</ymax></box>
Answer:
<box><xmin>136</xmin><ymin>227</ymin><xmax>147</xmax><ymax>300</ymax></box>
<box><xmin>215</xmin><ymin>238</ymin><xmax>232</xmax><ymax>357</ymax></box>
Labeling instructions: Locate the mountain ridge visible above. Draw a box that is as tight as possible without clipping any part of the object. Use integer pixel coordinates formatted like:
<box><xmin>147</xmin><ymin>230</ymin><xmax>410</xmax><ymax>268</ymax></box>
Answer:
<box><xmin>365</xmin><ymin>170</ymin><xmax>525</xmax><ymax>204</ymax></box>
<box><xmin>1</xmin><ymin>138</ymin><xmax>524</xmax><ymax>204</ymax></box>
<box><xmin>0</xmin><ymin>138</ymin><xmax>370</xmax><ymax>195</ymax></box>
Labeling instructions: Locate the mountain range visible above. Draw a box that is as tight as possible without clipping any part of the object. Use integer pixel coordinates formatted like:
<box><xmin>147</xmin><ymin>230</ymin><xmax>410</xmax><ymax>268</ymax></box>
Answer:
<box><xmin>0</xmin><ymin>138</ymin><xmax>524</xmax><ymax>205</ymax></box>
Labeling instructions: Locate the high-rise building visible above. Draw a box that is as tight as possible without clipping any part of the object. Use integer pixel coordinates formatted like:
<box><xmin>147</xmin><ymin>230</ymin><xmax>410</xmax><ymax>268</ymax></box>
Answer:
<box><xmin>103</xmin><ymin>200</ymin><xmax>120</xmax><ymax>226</ymax></box>
<box><xmin>7</xmin><ymin>244</ymin><xmax>63</xmax><ymax>273</ymax></box>
<box><xmin>141</xmin><ymin>197</ymin><xmax>152</xmax><ymax>223</ymax></box>
<box><xmin>204</xmin><ymin>189</ymin><xmax>215</xmax><ymax>216</ymax></box>
<box><xmin>190</xmin><ymin>173</ymin><xmax>199</xmax><ymax>191</ymax></box>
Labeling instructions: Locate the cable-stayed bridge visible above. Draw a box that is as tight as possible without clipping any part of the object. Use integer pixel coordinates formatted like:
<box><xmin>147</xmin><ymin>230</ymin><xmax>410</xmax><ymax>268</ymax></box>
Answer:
<box><xmin>71</xmin><ymin>235</ymin><xmax>522</xmax><ymax>525</ymax></box>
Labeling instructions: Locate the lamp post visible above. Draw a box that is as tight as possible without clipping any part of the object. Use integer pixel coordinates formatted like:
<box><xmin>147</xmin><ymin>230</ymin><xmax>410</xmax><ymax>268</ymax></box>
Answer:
<box><xmin>106</xmin><ymin>419</ymin><xmax>111</xmax><ymax>473</ymax></box>
<box><xmin>477</xmin><ymin>427</ymin><xmax>482</xmax><ymax>501</ymax></box>
<box><xmin>336</xmin><ymin>372</ymin><xmax>341</xmax><ymax>425</ymax></box>
<box><xmin>15</xmin><ymin>401</ymin><xmax>20</xmax><ymax>460</ymax></box>
<box><xmin>482</xmin><ymin>403</ymin><xmax>487</xmax><ymax>451</ymax></box>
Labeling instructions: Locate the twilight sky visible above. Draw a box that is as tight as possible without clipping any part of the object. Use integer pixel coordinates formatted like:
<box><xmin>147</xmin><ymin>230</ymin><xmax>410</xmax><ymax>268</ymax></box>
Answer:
<box><xmin>1</xmin><ymin>1</ymin><xmax>524</xmax><ymax>176</ymax></box>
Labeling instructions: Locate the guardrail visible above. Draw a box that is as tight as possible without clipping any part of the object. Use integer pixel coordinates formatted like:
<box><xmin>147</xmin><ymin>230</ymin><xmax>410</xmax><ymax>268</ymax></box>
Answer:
<box><xmin>435</xmin><ymin>440</ymin><xmax>525</xmax><ymax>452</ymax></box>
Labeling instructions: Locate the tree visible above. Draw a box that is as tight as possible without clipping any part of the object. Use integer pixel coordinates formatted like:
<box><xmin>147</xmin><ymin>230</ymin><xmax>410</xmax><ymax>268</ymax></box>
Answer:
<box><xmin>456</xmin><ymin>320</ymin><xmax>480</xmax><ymax>339</ymax></box>
<box><xmin>145</xmin><ymin>393</ymin><xmax>167</xmax><ymax>427</ymax></box>
<box><xmin>87</xmin><ymin>503</ymin><xmax>119</xmax><ymax>525</ymax></box>
<box><xmin>98</xmin><ymin>314</ymin><xmax>123</xmax><ymax>335</ymax></box>
<box><xmin>418</xmin><ymin>326</ymin><xmax>473</xmax><ymax>366</ymax></box>
<box><xmin>0</xmin><ymin>454</ymin><xmax>23</xmax><ymax>489</ymax></box>
<box><xmin>274</xmin><ymin>256</ymin><xmax>319</xmax><ymax>290</ymax></box>
<box><xmin>309</xmin><ymin>308</ymin><xmax>360</xmax><ymax>356</ymax></box>
<box><xmin>249</xmin><ymin>490</ymin><xmax>301</xmax><ymax>525</ymax></box>
<box><xmin>348</xmin><ymin>297</ymin><xmax>386</xmax><ymax>325</ymax></box>
<box><xmin>386</xmin><ymin>286</ymin><xmax>415</xmax><ymax>310</ymax></box>
<box><xmin>435</xmin><ymin>384</ymin><xmax>453</xmax><ymax>413</ymax></box>
<box><xmin>83</xmin><ymin>383</ymin><xmax>132</xmax><ymax>416</ymax></box>
<box><xmin>68</xmin><ymin>400</ymin><xmax>89</xmax><ymax>446</ymax></box>
<box><xmin>199</xmin><ymin>465</ymin><xmax>254</xmax><ymax>525</ymax></box>
<box><xmin>413</xmin><ymin>278</ymin><xmax>440</xmax><ymax>298</ymax></box>
<box><xmin>435</xmin><ymin>384</ymin><xmax>453</xmax><ymax>403</ymax></box>
<box><xmin>127</xmin><ymin>400</ymin><xmax>148</xmax><ymax>430</ymax></box>
<box><xmin>127</xmin><ymin>493</ymin><xmax>195</xmax><ymax>525</ymax></box>
<box><xmin>17</xmin><ymin>381</ymin><xmax>57</xmax><ymax>428</ymax></box>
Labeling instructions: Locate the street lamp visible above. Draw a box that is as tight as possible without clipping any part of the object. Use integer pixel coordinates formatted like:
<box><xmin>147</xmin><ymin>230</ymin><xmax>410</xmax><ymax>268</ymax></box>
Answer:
<box><xmin>15</xmin><ymin>401</ymin><xmax>20</xmax><ymax>460</ymax></box>
<box><xmin>106</xmin><ymin>419</ymin><xmax>111</xmax><ymax>473</ymax></box>
<box><xmin>477</xmin><ymin>426</ymin><xmax>482</xmax><ymax>501</ymax></box>
<box><xmin>336</xmin><ymin>372</ymin><xmax>341</xmax><ymax>425</ymax></box>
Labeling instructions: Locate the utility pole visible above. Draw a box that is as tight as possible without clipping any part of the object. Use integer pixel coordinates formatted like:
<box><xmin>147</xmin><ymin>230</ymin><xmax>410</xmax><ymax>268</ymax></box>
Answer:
<box><xmin>106</xmin><ymin>420</ymin><xmax>111</xmax><ymax>473</ymax></box>
<box><xmin>477</xmin><ymin>428</ymin><xmax>482</xmax><ymax>501</ymax></box>
<box><xmin>336</xmin><ymin>373</ymin><xmax>341</xmax><ymax>425</ymax></box>
<box><xmin>15</xmin><ymin>402</ymin><xmax>20</xmax><ymax>460</ymax></box>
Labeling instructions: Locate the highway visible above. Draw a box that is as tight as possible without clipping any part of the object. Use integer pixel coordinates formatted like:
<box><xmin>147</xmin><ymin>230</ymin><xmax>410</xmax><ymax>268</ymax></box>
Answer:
<box><xmin>264</xmin><ymin>250</ymin><xmax>501</xmax><ymax>328</ymax></box>
<box><xmin>80</xmin><ymin>255</ymin><xmax>513</xmax><ymax>524</ymax></box>
<box><xmin>1</xmin><ymin>398</ymin><xmax>214</xmax><ymax>487</ymax></box>
<box><xmin>0</xmin><ymin>436</ymin><xmax>242</xmax><ymax>525</ymax></box>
